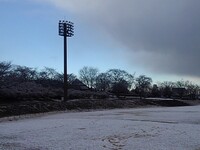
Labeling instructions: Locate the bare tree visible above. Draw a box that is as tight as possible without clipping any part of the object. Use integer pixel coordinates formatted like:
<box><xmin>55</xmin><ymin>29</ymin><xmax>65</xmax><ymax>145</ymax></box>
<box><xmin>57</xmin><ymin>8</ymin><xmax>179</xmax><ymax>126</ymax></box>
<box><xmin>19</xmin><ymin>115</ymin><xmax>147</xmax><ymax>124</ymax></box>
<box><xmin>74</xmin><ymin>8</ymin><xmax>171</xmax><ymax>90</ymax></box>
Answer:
<box><xmin>135</xmin><ymin>75</ymin><xmax>152</xmax><ymax>98</ymax></box>
<box><xmin>182</xmin><ymin>81</ymin><xmax>200</xmax><ymax>99</ymax></box>
<box><xmin>151</xmin><ymin>84</ymin><xmax>160</xmax><ymax>97</ymax></box>
<box><xmin>0</xmin><ymin>61</ymin><xmax>12</xmax><ymax>79</ymax></box>
<box><xmin>175</xmin><ymin>80</ymin><xmax>185</xmax><ymax>88</ymax></box>
<box><xmin>11</xmin><ymin>65</ymin><xmax>37</xmax><ymax>82</ymax></box>
<box><xmin>79</xmin><ymin>66</ymin><xmax>99</xmax><ymax>89</ymax></box>
<box><xmin>43</xmin><ymin>67</ymin><xmax>58</xmax><ymax>80</ymax></box>
<box><xmin>54</xmin><ymin>73</ymin><xmax>63</xmax><ymax>82</ymax></box>
<box><xmin>96</xmin><ymin>73</ymin><xmax>111</xmax><ymax>91</ymax></box>
<box><xmin>106</xmin><ymin>69</ymin><xmax>134</xmax><ymax>90</ymax></box>
<box><xmin>112</xmin><ymin>79</ymin><xmax>129</xmax><ymax>94</ymax></box>
<box><xmin>0</xmin><ymin>61</ymin><xmax>12</xmax><ymax>88</ymax></box>
<box><xmin>67</xmin><ymin>73</ymin><xmax>77</xmax><ymax>85</ymax></box>
<box><xmin>158</xmin><ymin>81</ymin><xmax>175</xmax><ymax>98</ymax></box>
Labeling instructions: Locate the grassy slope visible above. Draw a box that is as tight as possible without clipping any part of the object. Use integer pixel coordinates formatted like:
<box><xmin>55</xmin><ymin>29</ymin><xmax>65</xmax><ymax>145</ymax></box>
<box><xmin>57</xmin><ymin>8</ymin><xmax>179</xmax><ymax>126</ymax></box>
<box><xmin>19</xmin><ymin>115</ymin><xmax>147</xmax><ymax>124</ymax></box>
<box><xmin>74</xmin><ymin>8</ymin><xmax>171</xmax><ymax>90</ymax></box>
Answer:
<box><xmin>1</xmin><ymin>99</ymin><xmax>199</xmax><ymax>118</ymax></box>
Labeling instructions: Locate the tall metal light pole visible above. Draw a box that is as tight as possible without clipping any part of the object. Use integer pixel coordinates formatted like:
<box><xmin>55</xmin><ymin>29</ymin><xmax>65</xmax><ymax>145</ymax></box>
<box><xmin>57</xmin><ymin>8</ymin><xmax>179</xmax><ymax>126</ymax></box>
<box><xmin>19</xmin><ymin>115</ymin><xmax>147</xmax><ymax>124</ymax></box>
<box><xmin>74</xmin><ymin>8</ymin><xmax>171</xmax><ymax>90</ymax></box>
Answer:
<box><xmin>59</xmin><ymin>20</ymin><xmax>74</xmax><ymax>101</ymax></box>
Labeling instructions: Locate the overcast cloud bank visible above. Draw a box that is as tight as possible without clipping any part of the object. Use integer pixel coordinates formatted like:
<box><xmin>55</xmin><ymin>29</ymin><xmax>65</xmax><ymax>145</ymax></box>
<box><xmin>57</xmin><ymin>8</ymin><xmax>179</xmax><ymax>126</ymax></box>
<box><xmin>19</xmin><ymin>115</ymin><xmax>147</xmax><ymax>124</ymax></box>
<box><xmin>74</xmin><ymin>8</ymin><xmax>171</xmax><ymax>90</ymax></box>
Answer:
<box><xmin>43</xmin><ymin>0</ymin><xmax>200</xmax><ymax>78</ymax></box>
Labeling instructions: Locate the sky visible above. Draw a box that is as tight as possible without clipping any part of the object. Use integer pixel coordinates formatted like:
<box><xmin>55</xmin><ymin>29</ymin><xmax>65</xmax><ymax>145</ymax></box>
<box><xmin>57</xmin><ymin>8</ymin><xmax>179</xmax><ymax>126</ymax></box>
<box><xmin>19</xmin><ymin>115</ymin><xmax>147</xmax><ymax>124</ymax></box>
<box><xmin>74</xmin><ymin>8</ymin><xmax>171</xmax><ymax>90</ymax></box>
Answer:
<box><xmin>0</xmin><ymin>0</ymin><xmax>200</xmax><ymax>84</ymax></box>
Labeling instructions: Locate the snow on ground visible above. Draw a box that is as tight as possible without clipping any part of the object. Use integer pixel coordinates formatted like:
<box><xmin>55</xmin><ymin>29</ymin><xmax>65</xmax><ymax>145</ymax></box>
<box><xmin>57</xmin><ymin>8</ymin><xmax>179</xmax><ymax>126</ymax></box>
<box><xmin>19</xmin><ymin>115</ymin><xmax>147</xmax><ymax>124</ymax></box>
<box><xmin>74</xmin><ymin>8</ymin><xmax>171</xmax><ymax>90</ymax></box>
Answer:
<box><xmin>1</xmin><ymin>105</ymin><xmax>200</xmax><ymax>150</ymax></box>
<box><xmin>145</xmin><ymin>97</ymin><xmax>174</xmax><ymax>100</ymax></box>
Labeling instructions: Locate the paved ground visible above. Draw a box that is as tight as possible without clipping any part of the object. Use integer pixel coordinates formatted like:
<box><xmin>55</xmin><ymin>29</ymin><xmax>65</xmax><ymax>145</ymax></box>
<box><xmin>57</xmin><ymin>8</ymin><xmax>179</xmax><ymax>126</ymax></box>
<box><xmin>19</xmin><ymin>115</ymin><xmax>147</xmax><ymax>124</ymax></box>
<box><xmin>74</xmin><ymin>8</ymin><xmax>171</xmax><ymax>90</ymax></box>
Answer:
<box><xmin>0</xmin><ymin>105</ymin><xmax>200</xmax><ymax>150</ymax></box>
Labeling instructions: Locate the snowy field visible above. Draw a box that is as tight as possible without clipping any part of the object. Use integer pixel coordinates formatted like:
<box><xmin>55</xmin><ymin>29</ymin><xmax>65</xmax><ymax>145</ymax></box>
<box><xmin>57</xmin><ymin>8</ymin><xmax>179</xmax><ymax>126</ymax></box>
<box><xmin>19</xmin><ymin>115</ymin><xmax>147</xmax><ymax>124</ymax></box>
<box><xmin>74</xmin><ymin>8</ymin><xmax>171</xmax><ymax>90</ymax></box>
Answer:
<box><xmin>1</xmin><ymin>105</ymin><xmax>200</xmax><ymax>150</ymax></box>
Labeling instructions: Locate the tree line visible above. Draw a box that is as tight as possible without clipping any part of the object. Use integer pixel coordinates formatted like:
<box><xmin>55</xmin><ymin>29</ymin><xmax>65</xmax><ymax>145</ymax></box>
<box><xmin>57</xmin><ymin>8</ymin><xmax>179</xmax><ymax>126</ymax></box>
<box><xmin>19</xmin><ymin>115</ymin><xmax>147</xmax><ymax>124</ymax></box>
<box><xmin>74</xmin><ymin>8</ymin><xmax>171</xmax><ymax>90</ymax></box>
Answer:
<box><xmin>0</xmin><ymin>61</ymin><xmax>65</xmax><ymax>102</ymax></box>
<box><xmin>78</xmin><ymin>66</ymin><xmax>200</xmax><ymax>99</ymax></box>
<box><xmin>0</xmin><ymin>61</ymin><xmax>199</xmax><ymax>102</ymax></box>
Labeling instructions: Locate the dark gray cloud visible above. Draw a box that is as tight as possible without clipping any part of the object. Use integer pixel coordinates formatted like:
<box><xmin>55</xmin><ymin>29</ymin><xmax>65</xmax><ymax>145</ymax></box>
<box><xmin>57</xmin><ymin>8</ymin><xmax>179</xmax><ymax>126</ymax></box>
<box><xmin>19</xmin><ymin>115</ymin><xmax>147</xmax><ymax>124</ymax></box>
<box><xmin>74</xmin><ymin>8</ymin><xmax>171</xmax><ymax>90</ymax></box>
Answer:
<box><xmin>46</xmin><ymin>0</ymin><xmax>200</xmax><ymax>77</ymax></box>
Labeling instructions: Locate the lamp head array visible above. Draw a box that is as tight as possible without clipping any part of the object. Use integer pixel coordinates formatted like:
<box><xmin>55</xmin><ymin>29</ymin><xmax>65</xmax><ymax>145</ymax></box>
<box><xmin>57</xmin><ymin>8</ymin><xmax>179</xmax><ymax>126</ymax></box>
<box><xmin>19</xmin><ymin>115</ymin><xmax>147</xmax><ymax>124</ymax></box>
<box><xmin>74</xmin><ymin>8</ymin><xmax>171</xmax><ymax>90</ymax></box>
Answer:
<box><xmin>59</xmin><ymin>20</ymin><xmax>74</xmax><ymax>37</ymax></box>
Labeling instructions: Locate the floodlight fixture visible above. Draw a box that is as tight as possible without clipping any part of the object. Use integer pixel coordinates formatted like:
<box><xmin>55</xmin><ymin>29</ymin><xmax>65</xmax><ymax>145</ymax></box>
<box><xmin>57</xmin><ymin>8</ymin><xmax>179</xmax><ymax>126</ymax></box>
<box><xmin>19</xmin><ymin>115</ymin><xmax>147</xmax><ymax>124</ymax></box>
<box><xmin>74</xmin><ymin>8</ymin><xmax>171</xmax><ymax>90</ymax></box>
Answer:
<box><xmin>58</xmin><ymin>20</ymin><xmax>74</xmax><ymax>101</ymax></box>
<box><xmin>59</xmin><ymin>20</ymin><xmax>74</xmax><ymax>37</ymax></box>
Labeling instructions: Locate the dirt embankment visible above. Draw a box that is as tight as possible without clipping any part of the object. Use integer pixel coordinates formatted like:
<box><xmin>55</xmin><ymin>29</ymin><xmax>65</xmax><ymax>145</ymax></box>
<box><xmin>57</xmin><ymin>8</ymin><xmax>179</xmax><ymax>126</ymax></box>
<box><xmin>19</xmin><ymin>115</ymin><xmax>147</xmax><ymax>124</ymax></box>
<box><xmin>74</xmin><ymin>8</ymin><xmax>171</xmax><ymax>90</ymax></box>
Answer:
<box><xmin>0</xmin><ymin>99</ymin><xmax>199</xmax><ymax>118</ymax></box>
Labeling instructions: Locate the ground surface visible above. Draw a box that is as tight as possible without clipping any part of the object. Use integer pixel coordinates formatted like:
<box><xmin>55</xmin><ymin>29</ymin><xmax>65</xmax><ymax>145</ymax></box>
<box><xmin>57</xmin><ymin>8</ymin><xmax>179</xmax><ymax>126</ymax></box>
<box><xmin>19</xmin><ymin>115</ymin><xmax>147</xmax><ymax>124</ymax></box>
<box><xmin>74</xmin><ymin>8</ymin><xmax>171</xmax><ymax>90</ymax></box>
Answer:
<box><xmin>0</xmin><ymin>105</ymin><xmax>200</xmax><ymax>150</ymax></box>
<box><xmin>0</xmin><ymin>99</ymin><xmax>195</xmax><ymax>118</ymax></box>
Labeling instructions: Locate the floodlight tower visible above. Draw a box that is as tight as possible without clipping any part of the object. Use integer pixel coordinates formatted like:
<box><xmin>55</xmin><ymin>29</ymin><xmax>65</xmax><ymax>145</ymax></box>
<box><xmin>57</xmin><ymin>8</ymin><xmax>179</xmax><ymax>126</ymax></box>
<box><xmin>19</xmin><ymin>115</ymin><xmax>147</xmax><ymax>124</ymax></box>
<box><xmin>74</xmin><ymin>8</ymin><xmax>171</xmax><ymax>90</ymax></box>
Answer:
<box><xmin>59</xmin><ymin>20</ymin><xmax>74</xmax><ymax>101</ymax></box>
